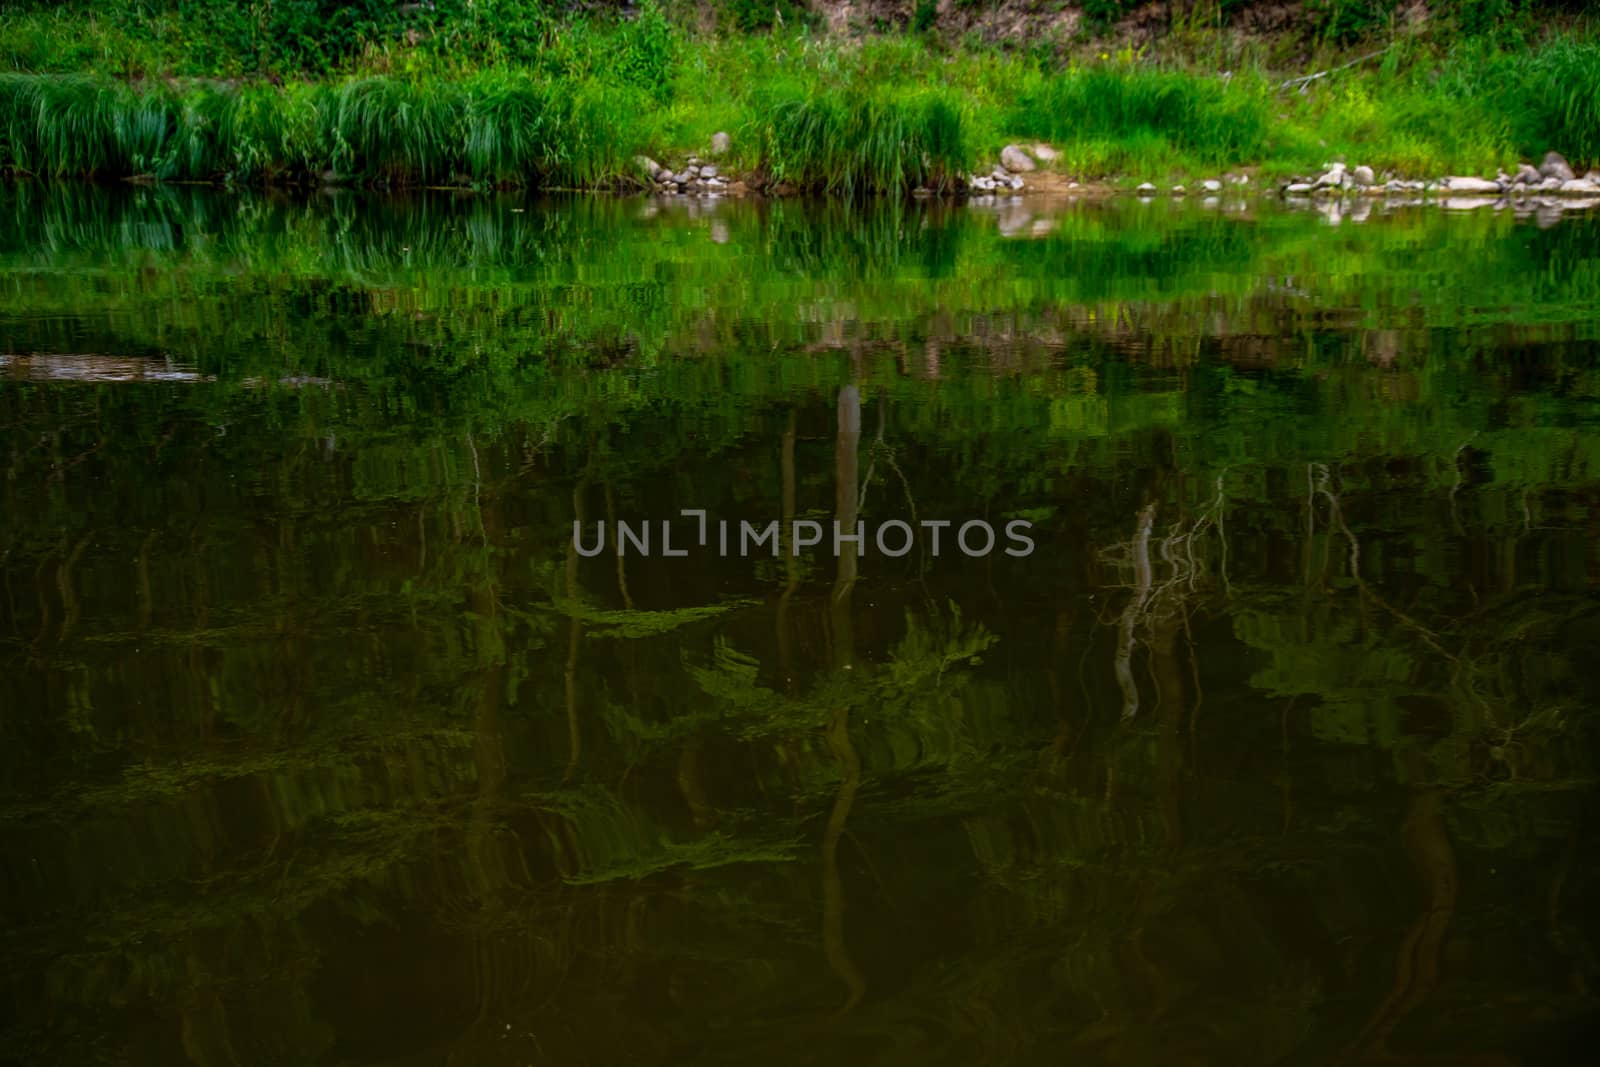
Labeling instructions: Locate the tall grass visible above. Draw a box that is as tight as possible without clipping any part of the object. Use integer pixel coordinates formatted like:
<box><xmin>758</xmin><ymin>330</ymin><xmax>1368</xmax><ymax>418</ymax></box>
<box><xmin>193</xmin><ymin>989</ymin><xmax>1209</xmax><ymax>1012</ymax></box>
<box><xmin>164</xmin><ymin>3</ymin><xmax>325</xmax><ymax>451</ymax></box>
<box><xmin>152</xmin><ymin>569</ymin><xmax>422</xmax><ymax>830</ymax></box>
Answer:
<box><xmin>2</xmin><ymin>28</ymin><xmax>1597</xmax><ymax>190</ymax></box>
<box><xmin>1473</xmin><ymin>36</ymin><xmax>1600</xmax><ymax>164</ymax></box>
<box><xmin>332</xmin><ymin>77</ymin><xmax>467</xmax><ymax>183</ymax></box>
<box><xmin>1005</xmin><ymin>65</ymin><xmax>1272</xmax><ymax>174</ymax></box>
<box><xmin>0</xmin><ymin>73</ymin><xmax>182</xmax><ymax>177</ymax></box>
<box><xmin>0</xmin><ymin>71</ymin><xmax>660</xmax><ymax>187</ymax></box>
<box><xmin>755</xmin><ymin>85</ymin><xmax>970</xmax><ymax>194</ymax></box>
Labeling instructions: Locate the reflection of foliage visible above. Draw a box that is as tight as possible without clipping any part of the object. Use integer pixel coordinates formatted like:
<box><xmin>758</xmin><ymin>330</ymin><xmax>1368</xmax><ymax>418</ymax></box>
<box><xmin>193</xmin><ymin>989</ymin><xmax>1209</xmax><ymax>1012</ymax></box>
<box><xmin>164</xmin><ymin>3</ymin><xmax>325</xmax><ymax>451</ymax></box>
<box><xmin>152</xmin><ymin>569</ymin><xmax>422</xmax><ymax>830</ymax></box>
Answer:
<box><xmin>4</xmin><ymin>190</ymin><xmax>1600</xmax><ymax>1065</ymax></box>
<box><xmin>528</xmin><ymin>785</ymin><xmax>803</xmax><ymax>884</ymax></box>
<box><xmin>550</xmin><ymin>598</ymin><xmax>752</xmax><ymax>639</ymax></box>
<box><xmin>884</xmin><ymin>602</ymin><xmax>996</xmax><ymax>693</ymax></box>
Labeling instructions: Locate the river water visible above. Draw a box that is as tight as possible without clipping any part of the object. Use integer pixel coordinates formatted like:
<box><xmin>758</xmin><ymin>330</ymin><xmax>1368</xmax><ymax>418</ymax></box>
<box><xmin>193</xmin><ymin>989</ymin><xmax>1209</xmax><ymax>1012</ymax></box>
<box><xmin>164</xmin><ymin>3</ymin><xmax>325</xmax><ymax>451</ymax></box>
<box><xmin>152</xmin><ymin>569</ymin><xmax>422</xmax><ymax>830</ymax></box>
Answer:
<box><xmin>1</xmin><ymin>185</ymin><xmax>1598</xmax><ymax>1065</ymax></box>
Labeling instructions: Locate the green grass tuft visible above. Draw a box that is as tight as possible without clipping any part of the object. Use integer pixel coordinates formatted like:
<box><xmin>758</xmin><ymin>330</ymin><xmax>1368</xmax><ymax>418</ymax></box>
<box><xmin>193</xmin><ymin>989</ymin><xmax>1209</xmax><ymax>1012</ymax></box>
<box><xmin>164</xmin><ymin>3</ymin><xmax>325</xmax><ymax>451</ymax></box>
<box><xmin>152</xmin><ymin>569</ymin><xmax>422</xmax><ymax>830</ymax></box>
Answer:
<box><xmin>756</xmin><ymin>85</ymin><xmax>971</xmax><ymax>195</ymax></box>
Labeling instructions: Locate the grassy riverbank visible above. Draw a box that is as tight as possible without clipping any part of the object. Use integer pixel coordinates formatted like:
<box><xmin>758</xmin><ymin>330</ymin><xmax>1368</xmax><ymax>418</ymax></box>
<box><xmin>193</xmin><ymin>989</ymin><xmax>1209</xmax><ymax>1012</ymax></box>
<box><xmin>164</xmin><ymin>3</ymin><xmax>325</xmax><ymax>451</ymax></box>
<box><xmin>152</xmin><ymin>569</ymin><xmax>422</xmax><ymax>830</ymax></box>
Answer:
<box><xmin>2</xmin><ymin>3</ymin><xmax>1598</xmax><ymax>191</ymax></box>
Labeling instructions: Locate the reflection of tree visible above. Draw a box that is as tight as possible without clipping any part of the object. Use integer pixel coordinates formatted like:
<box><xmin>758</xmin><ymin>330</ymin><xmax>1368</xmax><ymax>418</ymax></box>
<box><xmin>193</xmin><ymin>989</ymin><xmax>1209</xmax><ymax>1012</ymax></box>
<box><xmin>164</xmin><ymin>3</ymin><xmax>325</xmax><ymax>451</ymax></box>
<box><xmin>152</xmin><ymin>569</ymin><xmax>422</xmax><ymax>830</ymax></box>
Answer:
<box><xmin>823</xmin><ymin>384</ymin><xmax>865</xmax><ymax>1013</ymax></box>
<box><xmin>5</xmin><ymin>268</ymin><xmax>1600</xmax><ymax>1063</ymax></box>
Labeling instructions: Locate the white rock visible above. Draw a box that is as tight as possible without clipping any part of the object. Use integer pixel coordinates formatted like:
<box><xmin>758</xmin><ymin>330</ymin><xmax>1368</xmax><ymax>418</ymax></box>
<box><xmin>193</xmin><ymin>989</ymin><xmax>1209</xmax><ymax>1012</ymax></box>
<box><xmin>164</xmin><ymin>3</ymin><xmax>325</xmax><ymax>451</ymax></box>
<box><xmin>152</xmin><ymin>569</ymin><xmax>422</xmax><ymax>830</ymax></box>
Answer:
<box><xmin>1202</xmin><ymin>179</ymin><xmax>1222</xmax><ymax>192</ymax></box>
<box><xmin>1032</xmin><ymin>144</ymin><xmax>1059</xmax><ymax>162</ymax></box>
<box><xmin>1000</xmin><ymin>144</ymin><xmax>1037</xmax><ymax>173</ymax></box>
<box><xmin>1135</xmin><ymin>182</ymin><xmax>1157</xmax><ymax>194</ymax></box>
<box><xmin>1559</xmin><ymin>178</ymin><xmax>1600</xmax><ymax>194</ymax></box>
<box><xmin>1514</xmin><ymin>163</ymin><xmax>1542</xmax><ymax>185</ymax></box>
<box><xmin>1444</xmin><ymin>176</ymin><xmax>1501</xmax><ymax>194</ymax></box>
<box><xmin>1285</xmin><ymin>183</ymin><xmax>1313</xmax><ymax>195</ymax></box>
<box><xmin>1171</xmin><ymin>184</ymin><xmax>1186</xmax><ymax>194</ymax></box>
<box><xmin>1351</xmin><ymin>165</ymin><xmax>1375</xmax><ymax>186</ymax></box>
<box><xmin>710</xmin><ymin>131</ymin><xmax>731</xmax><ymax>156</ymax></box>
<box><xmin>700</xmin><ymin>165</ymin><xmax>718</xmax><ymax>178</ymax></box>
<box><xmin>1539</xmin><ymin>151</ymin><xmax>1575</xmax><ymax>181</ymax></box>
<box><xmin>1009</xmin><ymin>176</ymin><xmax>1025</xmax><ymax>190</ymax></box>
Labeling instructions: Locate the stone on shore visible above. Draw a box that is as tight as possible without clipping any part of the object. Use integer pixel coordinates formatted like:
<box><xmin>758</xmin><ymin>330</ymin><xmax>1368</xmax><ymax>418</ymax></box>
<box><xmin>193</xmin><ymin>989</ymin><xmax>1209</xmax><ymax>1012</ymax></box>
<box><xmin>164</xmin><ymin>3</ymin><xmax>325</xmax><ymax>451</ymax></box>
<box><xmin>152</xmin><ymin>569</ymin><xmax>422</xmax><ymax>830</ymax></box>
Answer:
<box><xmin>1032</xmin><ymin>144</ymin><xmax>1059</xmax><ymax>162</ymax></box>
<box><xmin>1135</xmin><ymin>182</ymin><xmax>1156</xmax><ymax>194</ymax></box>
<box><xmin>1285</xmin><ymin>182</ymin><xmax>1313</xmax><ymax>195</ymax></box>
<box><xmin>1000</xmin><ymin>144</ymin><xmax>1037</xmax><ymax>173</ymax></box>
<box><xmin>1202</xmin><ymin>179</ymin><xmax>1222</xmax><ymax>192</ymax></box>
<box><xmin>1351</xmin><ymin>165</ymin><xmax>1375</xmax><ymax>186</ymax></box>
<box><xmin>1311</xmin><ymin>162</ymin><xmax>1346</xmax><ymax>190</ymax></box>
<box><xmin>710</xmin><ymin>131</ymin><xmax>731</xmax><ymax>156</ymax></box>
<box><xmin>1444</xmin><ymin>176</ymin><xmax>1501</xmax><ymax>194</ymax></box>
<box><xmin>1540</xmin><ymin>151</ymin><xmax>1575</xmax><ymax>181</ymax></box>
<box><xmin>1559</xmin><ymin>178</ymin><xmax>1600</xmax><ymax>195</ymax></box>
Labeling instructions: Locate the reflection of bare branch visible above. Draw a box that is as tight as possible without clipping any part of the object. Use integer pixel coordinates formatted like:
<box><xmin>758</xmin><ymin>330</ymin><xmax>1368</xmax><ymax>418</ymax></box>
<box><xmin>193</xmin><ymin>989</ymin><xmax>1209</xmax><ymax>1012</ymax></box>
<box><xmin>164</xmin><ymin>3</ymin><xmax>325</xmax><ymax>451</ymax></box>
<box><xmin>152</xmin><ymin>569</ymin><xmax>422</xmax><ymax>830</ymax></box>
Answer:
<box><xmin>1101</xmin><ymin>479</ymin><xmax>1232</xmax><ymax>724</ymax></box>
<box><xmin>1114</xmin><ymin>504</ymin><xmax>1156</xmax><ymax>720</ymax></box>
<box><xmin>1310</xmin><ymin>464</ymin><xmax>1530</xmax><ymax>738</ymax></box>
<box><xmin>1314</xmin><ymin>464</ymin><xmax>1454</xmax><ymax>663</ymax></box>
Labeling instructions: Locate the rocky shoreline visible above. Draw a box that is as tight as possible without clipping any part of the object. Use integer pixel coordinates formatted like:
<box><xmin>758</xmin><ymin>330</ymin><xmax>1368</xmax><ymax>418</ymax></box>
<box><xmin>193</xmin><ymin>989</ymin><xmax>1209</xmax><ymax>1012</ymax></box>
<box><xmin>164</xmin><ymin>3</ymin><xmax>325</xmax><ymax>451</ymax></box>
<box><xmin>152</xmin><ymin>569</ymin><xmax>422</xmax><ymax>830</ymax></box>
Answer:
<box><xmin>631</xmin><ymin>135</ymin><xmax>1598</xmax><ymax>207</ymax></box>
<box><xmin>1274</xmin><ymin>152</ymin><xmax>1600</xmax><ymax>200</ymax></box>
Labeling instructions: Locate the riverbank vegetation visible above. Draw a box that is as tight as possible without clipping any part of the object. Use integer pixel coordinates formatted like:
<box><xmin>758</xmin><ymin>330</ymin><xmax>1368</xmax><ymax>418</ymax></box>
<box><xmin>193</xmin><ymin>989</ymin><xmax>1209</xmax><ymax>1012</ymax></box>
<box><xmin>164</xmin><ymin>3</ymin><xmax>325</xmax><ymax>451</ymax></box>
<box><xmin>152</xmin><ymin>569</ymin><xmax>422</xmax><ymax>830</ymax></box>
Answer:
<box><xmin>1</xmin><ymin>2</ymin><xmax>1597</xmax><ymax>190</ymax></box>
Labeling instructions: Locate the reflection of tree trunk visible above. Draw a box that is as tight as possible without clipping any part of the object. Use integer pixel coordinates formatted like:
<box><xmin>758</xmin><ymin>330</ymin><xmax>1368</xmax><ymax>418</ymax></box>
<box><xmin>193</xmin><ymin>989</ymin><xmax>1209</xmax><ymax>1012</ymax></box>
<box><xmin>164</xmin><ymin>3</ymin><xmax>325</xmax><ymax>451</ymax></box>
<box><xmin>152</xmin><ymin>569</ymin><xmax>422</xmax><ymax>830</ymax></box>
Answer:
<box><xmin>563</xmin><ymin>477</ymin><xmax>586</xmax><ymax>783</ymax></box>
<box><xmin>56</xmin><ymin>533</ymin><xmax>90</xmax><ymax>642</ymax></box>
<box><xmin>179</xmin><ymin>952</ymin><xmax>242</xmax><ymax>1067</ymax></box>
<box><xmin>605</xmin><ymin>484</ymin><xmax>634</xmax><ymax>611</ymax></box>
<box><xmin>136</xmin><ymin>529</ymin><xmax>156</xmax><ymax>631</ymax></box>
<box><xmin>1046</xmin><ymin>609</ymin><xmax>1073</xmax><ymax>765</ymax></box>
<box><xmin>1116</xmin><ymin>504</ymin><xmax>1156</xmax><ymax>720</ymax></box>
<box><xmin>777</xmin><ymin>410</ymin><xmax>801</xmax><ymax>695</ymax></box>
<box><xmin>459</xmin><ymin>461</ymin><xmax>528</xmax><ymax>1048</ymax></box>
<box><xmin>1149</xmin><ymin>614</ymin><xmax>1185</xmax><ymax>848</ymax></box>
<box><xmin>466</xmin><ymin>505</ymin><xmax>508</xmax><ymax>902</ymax></box>
<box><xmin>1348</xmin><ymin>763</ymin><xmax>1466</xmax><ymax>1062</ymax></box>
<box><xmin>677</xmin><ymin>735</ymin><xmax>713</xmax><ymax>830</ymax></box>
<box><xmin>822</xmin><ymin>386</ymin><xmax>866</xmax><ymax>1014</ymax></box>
<box><xmin>833</xmin><ymin>388</ymin><xmax>859</xmax><ymax>631</ymax></box>
<box><xmin>191</xmin><ymin>534</ymin><xmax>214</xmax><ymax>741</ymax></box>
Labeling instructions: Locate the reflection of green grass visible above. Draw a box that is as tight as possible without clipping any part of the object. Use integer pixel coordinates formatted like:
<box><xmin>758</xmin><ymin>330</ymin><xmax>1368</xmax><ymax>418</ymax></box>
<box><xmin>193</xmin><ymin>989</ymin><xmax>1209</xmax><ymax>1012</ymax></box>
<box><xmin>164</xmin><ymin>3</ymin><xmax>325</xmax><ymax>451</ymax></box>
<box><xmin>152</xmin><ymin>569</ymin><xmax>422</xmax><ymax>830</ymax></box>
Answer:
<box><xmin>3</xmin><ymin>186</ymin><xmax>1598</xmax><ymax>378</ymax></box>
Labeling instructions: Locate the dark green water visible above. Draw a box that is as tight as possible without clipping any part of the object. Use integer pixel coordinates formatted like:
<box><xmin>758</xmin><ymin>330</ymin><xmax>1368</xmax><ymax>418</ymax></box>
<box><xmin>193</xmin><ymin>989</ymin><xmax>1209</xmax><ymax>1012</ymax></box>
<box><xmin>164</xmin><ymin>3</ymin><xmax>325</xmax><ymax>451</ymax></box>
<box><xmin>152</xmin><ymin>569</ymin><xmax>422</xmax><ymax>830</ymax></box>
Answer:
<box><xmin>2</xmin><ymin>186</ymin><xmax>1599</xmax><ymax>1066</ymax></box>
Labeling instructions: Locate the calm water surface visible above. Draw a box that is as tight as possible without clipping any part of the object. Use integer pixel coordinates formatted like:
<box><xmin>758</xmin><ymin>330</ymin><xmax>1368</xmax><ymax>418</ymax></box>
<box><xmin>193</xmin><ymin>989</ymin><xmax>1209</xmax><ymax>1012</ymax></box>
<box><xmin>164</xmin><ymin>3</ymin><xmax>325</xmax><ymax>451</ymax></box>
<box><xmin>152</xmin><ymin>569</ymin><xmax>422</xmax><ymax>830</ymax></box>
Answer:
<box><xmin>2</xmin><ymin>186</ymin><xmax>1598</xmax><ymax>1066</ymax></box>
